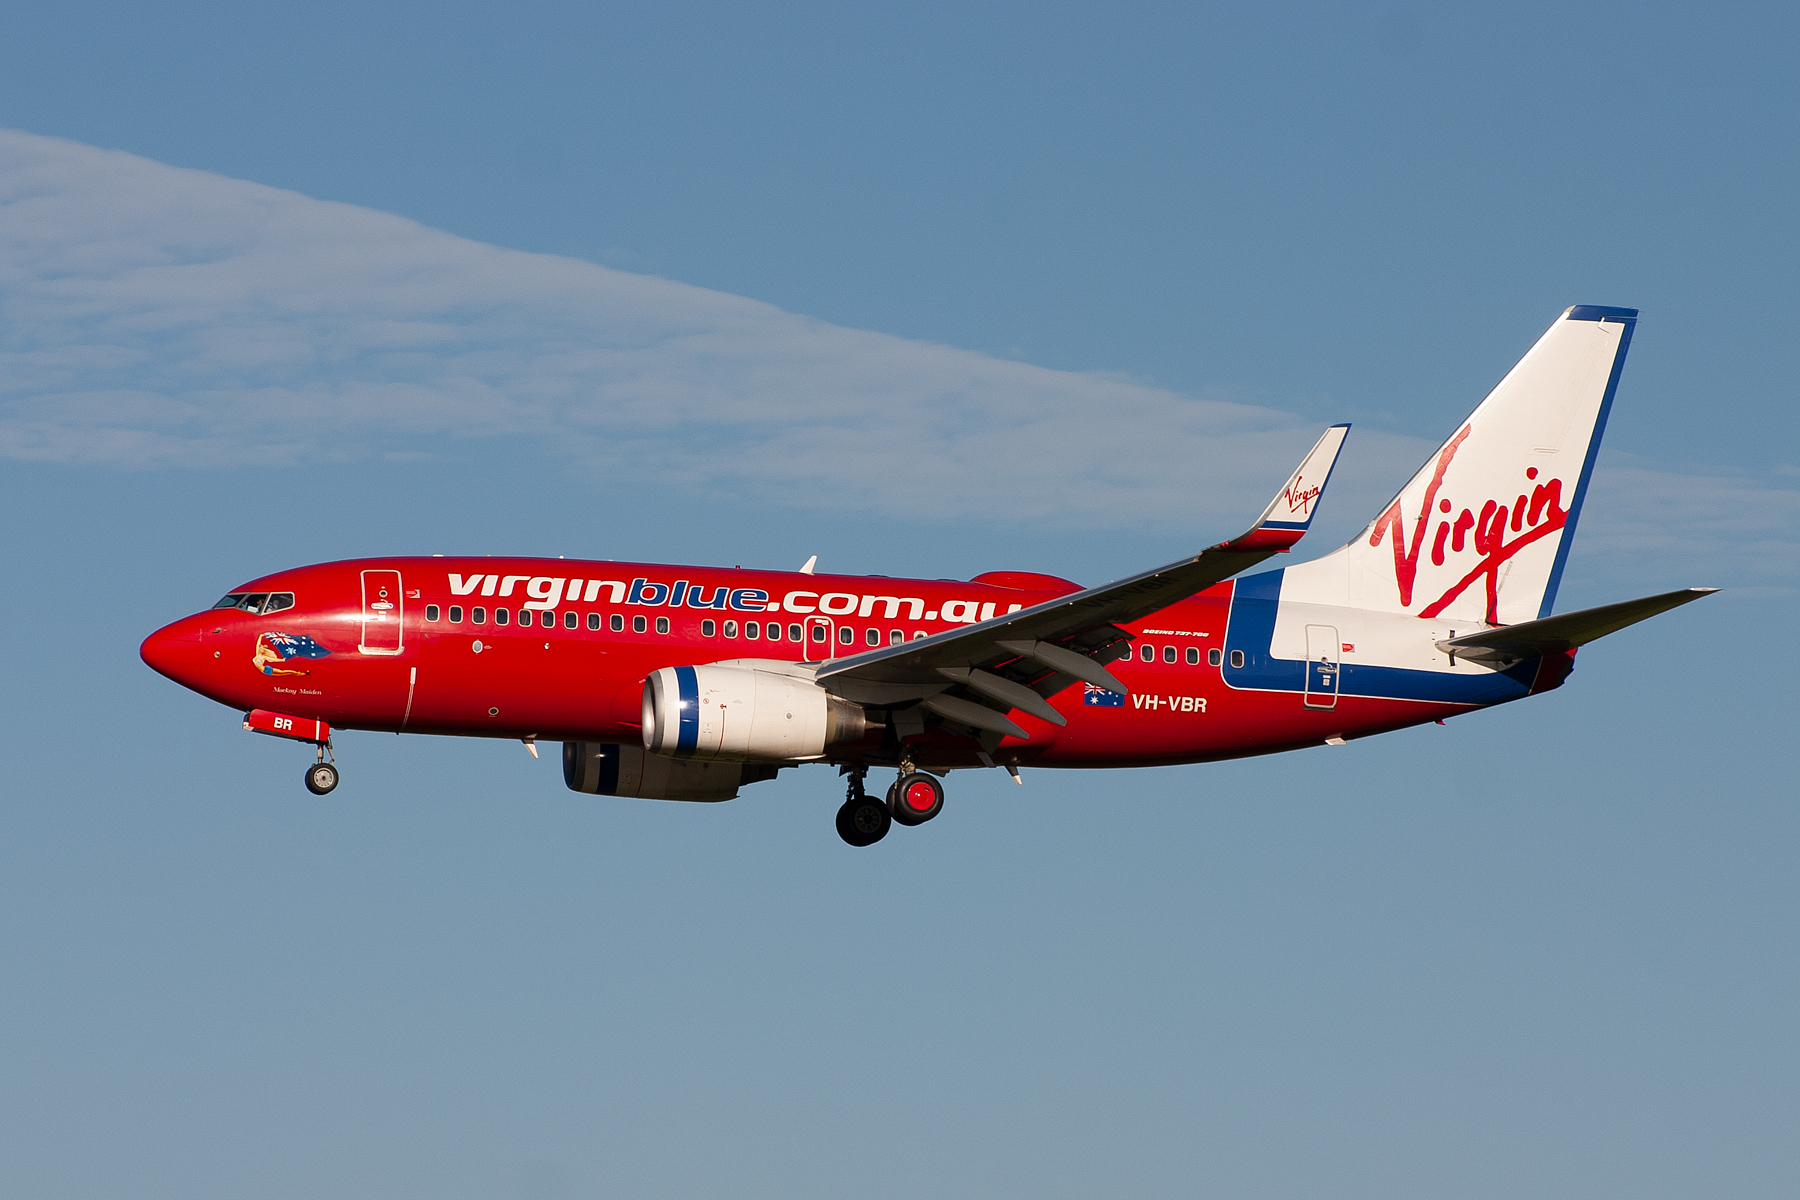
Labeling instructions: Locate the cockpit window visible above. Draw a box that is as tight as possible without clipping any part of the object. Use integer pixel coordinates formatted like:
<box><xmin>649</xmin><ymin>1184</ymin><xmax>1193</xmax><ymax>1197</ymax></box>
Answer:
<box><xmin>211</xmin><ymin>592</ymin><xmax>295</xmax><ymax>614</ymax></box>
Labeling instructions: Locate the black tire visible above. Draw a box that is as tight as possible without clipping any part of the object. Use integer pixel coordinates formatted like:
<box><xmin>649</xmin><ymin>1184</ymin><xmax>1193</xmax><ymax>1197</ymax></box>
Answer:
<box><xmin>889</xmin><ymin>772</ymin><xmax>944</xmax><ymax>825</ymax></box>
<box><xmin>836</xmin><ymin>794</ymin><xmax>891</xmax><ymax>846</ymax></box>
<box><xmin>304</xmin><ymin>762</ymin><xmax>339</xmax><ymax>795</ymax></box>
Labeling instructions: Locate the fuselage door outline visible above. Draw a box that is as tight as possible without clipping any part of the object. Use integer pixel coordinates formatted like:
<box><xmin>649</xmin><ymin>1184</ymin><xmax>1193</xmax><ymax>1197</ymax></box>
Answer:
<box><xmin>1303</xmin><ymin>623</ymin><xmax>1339</xmax><ymax>709</ymax></box>
<box><xmin>360</xmin><ymin>569</ymin><xmax>404</xmax><ymax>656</ymax></box>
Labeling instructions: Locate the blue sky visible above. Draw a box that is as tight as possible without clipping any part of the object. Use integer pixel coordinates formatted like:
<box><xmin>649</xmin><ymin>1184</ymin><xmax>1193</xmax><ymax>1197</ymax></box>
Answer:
<box><xmin>1</xmin><ymin>5</ymin><xmax>1795</xmax><ymax>1198</ymax></box>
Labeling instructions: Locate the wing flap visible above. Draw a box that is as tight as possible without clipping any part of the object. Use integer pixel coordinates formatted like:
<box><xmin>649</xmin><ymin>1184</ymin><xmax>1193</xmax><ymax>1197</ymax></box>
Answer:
<box><xmin>938</xmin><ymin>666</ymin><xmax>1068</xmax><ymax>727</ymax></box>
<box><xmin>920</xmin><ymin>693</ymin><xmax>1030</xmax><ymax>740</ymax></box>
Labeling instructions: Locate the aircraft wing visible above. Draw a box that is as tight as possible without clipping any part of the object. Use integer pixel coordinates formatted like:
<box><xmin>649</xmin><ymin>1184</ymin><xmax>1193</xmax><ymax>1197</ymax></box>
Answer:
<box><xmin>813</xmin><ymin>425</ymin><xmax>1350</xmax><ymax>735</ymax></box>
<box><xmin>1436</xmin><ymin>586</ymin><xmax>1718</xmax><ymax>666</ymax></box>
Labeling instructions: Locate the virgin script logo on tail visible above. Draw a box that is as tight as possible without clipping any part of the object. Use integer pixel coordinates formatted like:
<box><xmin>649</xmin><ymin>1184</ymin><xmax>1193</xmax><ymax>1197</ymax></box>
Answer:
<box><xmin>1369</xmin><ymin>425</ymin><xmax>1569</xmax><ymax>623</ymax></box>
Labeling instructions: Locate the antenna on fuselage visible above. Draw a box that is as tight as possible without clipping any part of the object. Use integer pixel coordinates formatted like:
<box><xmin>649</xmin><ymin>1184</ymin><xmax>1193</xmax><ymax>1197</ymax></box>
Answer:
<box><xmin>799</xmin><ymin>555</ymin><xmax>817</xmax><ymax>574</ymax></box>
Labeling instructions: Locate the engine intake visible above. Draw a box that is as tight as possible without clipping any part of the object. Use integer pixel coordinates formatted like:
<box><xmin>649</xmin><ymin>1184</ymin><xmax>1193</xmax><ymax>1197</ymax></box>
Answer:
<box><xmin>642</xmin><ymin>663</ymin><xmax>871</xmax><ymax>761</ymax></box>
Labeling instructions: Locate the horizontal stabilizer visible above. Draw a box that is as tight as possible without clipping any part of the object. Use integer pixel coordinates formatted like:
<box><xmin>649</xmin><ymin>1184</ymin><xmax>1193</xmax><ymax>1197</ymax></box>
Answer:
<box><xmin>1436</xmin><ymin>587</ymin><xmax>1718</xmax><ymax>665</ymax></box>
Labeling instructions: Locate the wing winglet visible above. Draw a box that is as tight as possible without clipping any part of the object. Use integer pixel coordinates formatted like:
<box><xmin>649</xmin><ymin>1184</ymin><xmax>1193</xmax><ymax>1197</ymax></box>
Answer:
<box><xmin>1224</xmin><ymin>423</ymin><xmax>1351</xmax><ymax>552</ymax></box>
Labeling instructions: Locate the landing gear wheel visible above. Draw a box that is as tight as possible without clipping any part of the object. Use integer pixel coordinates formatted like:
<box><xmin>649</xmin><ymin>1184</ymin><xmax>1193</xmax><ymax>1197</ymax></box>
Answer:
<box><xmin>836</xmin><ymin>792</ymin><xmax>891</xmax><ymax>846</ymax></box>
<box><xmin>304</xmin><ymin>762</ymin><xmax>339</xmax><ymax>795</ymax></box>
<box><xmin>889</xmin><ymin>771</ymin><xmax>944</xmax><ymax>826</ymax></box>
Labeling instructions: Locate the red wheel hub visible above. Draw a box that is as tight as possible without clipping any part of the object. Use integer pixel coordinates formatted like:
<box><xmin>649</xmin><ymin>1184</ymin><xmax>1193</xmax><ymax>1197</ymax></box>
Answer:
<box><xmin>904</xmin><ymin>780</ymin><xmax>937</xmax><ymax>811</ymax></box>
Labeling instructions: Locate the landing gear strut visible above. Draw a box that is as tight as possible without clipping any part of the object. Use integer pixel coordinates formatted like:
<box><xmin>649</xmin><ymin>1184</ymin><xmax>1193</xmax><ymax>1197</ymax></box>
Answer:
<box><xmin>303</xmin><ymin>741</ymin><xmax>338</xmax><ymax>795</ymax></box>
<box><xmin>835</xmin><ymin>767</ymin><xmax>890</xmax><ymax>846</ymax></box>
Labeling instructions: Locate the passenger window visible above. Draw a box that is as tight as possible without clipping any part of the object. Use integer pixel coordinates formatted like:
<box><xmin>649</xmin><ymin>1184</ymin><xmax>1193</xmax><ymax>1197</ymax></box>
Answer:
<box><xmin>812</xmin><ymin>625</ymin><xmax>828</xmax><ymax>644</ymax></box>
<box><xmin>788</xmin><ymin>623</ymin><xmax>802</xmax><ymax>642</ymax></box>
<box><xmin>449</xmin><ymin>605</ymin><xmax>463</xmax><ymax>623</ymax></box>
<box><xmin>426</xmin><ymin>604</ymin><xmax>440</xmax><ymax>622</ymax></box>
<box><xmin>611</xmin><ymin>614</ymin><xmax>624</xmax><ymax>632</ymax></box>
<box><xmin>1186</xmin><ymin>647</ymin><xmax>1199</xmax><ymax>665</ymax></box>
<box><xmin>867</xmin><ymin>628</ymin><xmax>880</xmax><ymax>647</ymax></box>
<box><xmin>838</xmin><ymin>626</ymin><xmax>853</xmax><ymax>645</ymax></box>
<box><xmin>702</xmin><ymin>619</ymin><xmax>716</xmax><ymax>637</ymax></box>
<box><xmin>1163</xmin><ymin>646</ymin><xmax>1177</xmax><ymax>663</ymax></box>
<box><xmin>745</xmin><ymin>621</ymin><xmax>760</xmax><ymax>639</ymax></box>
<box><xmin>890</xmin><ymin>630</ymin><xmax>903</xmax><ymax>645</ymax></box>
<box><xmin>564</xmin><ymin>611</ymin><xmax>577</xmax><ymax>629</ymax></box>
<box><xmin>472</xmin><ymin>607</ymin><xmax>486</xmax><ymax>624</ymax></box>
<box><xmin>588</xmin><ymin>613</ymin><xmax>600</xmax><ymax>630</ymax></box>
<box><xmin>1140</xmin><ymin>644</ymin><xmax>1154</xmax><ymax>662</ymax></box>
<box><xmin>724</xmin><ymin>620</ymin><xmax>738</xmax><ymax>637</ymax></box>
<box><xmin>265</xmin><ymin>593</ymin><xmax>295</xmax><ymax>613</ymax></box>
<box><xmin>913</xmin><ymin>631</ymin><xmax>926</xmax><ymax>640</ymax></box>
<box><xmin>495</xmin><ymin>608</ymin><xmax>510</xmax><ymax>625</ymax></box>
<box><xmin>541</xmin><ymin>611</ymin><xmax>554</xmax><ymax>628</ymax></box>
<box><xmin>1208</xmin><ymin>648</ymin><xmax>1221</xmax><ymax>667</ymax></box>
<box><xmin>655</xmin><ymin>616</ymin><xmax>670</xmax><ymax>634</ymax></box>
<box><xmin>632</xmin><ymin>615</ymin><xmax>646</xmax><ymax>633</ymax></box>
<box><xmin>1230</xmin><ymin>649</ymin><xmax>1245</xmax><ymax>668</ymax></box>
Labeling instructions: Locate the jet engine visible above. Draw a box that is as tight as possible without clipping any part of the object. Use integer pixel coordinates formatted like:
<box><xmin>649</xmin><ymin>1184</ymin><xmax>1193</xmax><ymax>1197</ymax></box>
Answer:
<box><xmin>642</xmin><ymin>664</ymin><xmax>871</xmax><ymax>761</ymax></box>
<box><xmin>562</xmin><ymin>741</ymin><xmax>777</xmax><ymax>803</ymax></box>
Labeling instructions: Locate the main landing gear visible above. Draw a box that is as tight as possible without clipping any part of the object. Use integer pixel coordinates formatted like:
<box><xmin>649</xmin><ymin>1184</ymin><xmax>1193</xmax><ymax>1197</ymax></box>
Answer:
<box><xmin>835</xmin><ymin>762</ymin><xmax>946</xmax><ymax>846</ymax></box>
<box><xmin>303</xmin><ymin>742</ymin><xmax>339</xmax><ymax>795</ymax></box>
<box><xmin>836</xmin><ymin>769</ymin><xmax>891</xmax><ymax>847</ymax></box>
<box><xmin>889</xmin><ymin>771</ymin><xmax>944</xmax><ymax>826</ymax></box>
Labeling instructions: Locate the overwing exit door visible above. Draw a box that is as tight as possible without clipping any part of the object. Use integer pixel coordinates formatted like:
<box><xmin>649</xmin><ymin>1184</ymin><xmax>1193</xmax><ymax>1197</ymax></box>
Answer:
<box><xmin>804</xmin><ymin>616</ymin><xmax>834</xmax><ymax>662</ymax></box>
<box><xmin>360</xmin><ymin>569</ymin><xmax>404</xmax><ymax>655</ymax></box>
<box><xmin>1303</xmin><ymin>624</ymin><xmax>1339</xmax><ymax>709</ymax></box>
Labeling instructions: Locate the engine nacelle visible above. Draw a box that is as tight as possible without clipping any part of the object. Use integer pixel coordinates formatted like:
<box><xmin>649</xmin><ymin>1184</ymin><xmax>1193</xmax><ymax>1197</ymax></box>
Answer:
<box><xmin>642</xmin><ymin>663</ymin><xmax>870</xmax><ymax>761</ymax></box>
<box><xmin>562</xmin><ymin>741</ymin><xmax>776</xmax><ymax>803</ymax></box>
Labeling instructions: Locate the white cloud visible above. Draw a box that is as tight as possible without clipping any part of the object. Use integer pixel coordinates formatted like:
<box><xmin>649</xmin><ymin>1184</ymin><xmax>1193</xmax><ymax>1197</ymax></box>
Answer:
<box><xmin>0</xmin><ymin>126</ymin><xmax>1793</xmax><ymax>588</ymax></box>
<box><xmin>1574</xmin><ymin>459</ymin><xmax>1800</xmax><ymax>593</ymax></box>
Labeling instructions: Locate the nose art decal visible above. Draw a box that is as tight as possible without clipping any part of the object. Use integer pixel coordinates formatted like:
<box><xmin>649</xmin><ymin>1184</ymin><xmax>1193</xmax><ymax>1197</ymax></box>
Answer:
<box><xmin>253</xmin><ymin>632</ymin><xmax>333</xmax><ymax>677</ymax></box>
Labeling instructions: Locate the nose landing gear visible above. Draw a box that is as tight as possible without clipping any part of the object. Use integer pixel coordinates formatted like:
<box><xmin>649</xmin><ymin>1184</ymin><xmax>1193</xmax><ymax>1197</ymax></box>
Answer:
<box><xmin>303</xmin><ymin>741</ymin><xmax>339</xmax><ymax>795</ymax></box>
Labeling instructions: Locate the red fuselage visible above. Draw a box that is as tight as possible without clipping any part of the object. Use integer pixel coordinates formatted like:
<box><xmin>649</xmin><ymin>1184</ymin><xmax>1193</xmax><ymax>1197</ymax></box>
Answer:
<box><xmin>141</xmin><ymin>556</ymin><xmax>1476</xmax><ymax>770</ymax></box>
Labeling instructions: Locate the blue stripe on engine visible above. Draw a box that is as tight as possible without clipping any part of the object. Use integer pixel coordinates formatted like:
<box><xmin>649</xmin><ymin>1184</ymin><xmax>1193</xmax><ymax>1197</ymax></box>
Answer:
<box><xmin>675</xmin><ymin>665</ymin><xmax>700</xmax><ymax>753</ymax></box>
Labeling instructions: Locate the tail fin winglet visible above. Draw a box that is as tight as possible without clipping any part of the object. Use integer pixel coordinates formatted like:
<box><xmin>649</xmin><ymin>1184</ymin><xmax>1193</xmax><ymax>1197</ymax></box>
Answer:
<box><xmin>1227</xmin><ymin>424</ymin><xmax>1351</xmax><ymax>552</ymax></box>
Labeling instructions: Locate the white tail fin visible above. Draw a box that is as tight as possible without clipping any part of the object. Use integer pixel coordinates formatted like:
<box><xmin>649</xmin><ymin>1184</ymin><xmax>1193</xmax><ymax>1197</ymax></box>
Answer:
<box><xmin>1285</xmin><ymin>305</ymin><xmax>1636</xmax><ymax>625</ymax></box>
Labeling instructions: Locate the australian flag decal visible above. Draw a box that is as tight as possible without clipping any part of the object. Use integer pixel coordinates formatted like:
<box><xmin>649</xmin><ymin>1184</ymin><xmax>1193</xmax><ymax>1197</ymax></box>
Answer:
<box><xmin>1082</xmin><ymin>683</ymin><xmax>1125</xmax><ymax>707</ymax></box>
<box><xmin>262</xmin><ymin>632</ymin><xmax>332</xmax><ymax>659</ymax></box>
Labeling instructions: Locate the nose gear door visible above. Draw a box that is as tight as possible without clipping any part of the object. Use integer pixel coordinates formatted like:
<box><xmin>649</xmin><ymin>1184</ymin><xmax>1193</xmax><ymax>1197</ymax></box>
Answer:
<box><xmin>1303</xmin><ymin>624</ymin><xmax>1339</xmax><ymax>709</ymax></box>
<box><xmin>360</xmin><ymin>569</ymin><xmax>404</xmax><ymax>655</ymax></box>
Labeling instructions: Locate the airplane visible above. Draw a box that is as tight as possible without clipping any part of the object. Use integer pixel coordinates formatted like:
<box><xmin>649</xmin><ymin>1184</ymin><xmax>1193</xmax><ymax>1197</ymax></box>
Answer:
<box><xmin>141</xmin><ymin>305</ymin><xmax>1715</xmax><ymax>846</ymax></box>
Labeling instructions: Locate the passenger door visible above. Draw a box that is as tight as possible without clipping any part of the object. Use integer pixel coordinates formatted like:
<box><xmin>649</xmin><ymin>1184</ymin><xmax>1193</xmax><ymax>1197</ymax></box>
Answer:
<box><xmin>360</xmin><ymin>569</ymin><xmax>404</xmax><ymax>655</ymax></box>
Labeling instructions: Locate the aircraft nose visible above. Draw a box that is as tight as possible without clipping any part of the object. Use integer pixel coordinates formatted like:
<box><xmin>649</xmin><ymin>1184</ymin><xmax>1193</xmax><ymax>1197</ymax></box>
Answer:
<box><xmin>140</xmin><ymin>616</ymin><xmax>204</xmax><ymax>682</ymax></box>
